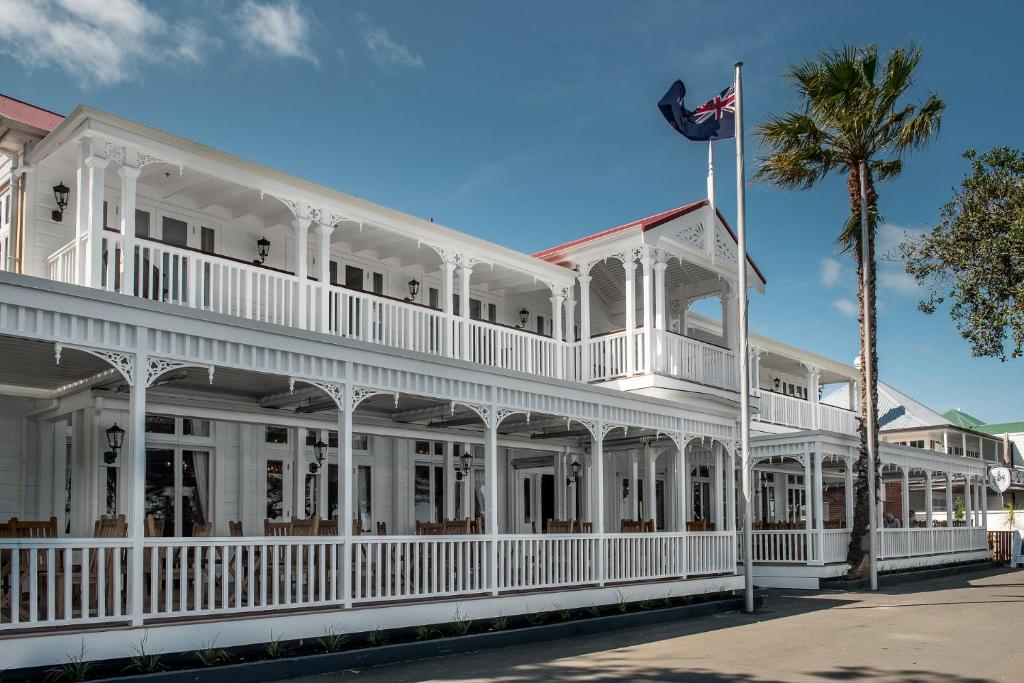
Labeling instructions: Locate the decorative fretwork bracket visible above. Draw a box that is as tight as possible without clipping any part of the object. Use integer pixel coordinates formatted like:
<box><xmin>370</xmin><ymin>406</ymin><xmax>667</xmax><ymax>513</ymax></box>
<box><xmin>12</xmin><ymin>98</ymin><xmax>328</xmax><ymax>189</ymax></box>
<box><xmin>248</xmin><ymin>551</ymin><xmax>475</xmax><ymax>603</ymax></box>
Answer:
<box><xmin>55</xmin><ymin>343</ymin><xmax>136</xmax><ymax>386</ymax></box>
<box><xmin>145</xmin><ymin>357</ymin><xmax>214</xmax><ymax>388</ymax></box>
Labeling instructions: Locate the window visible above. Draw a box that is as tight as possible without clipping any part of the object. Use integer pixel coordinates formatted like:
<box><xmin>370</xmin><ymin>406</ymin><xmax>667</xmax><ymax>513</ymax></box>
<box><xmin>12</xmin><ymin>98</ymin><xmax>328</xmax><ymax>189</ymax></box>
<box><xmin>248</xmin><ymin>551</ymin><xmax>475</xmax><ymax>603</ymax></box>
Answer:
<box><xmin>469</xmin><ymin>298</ymin><xmax>482</xmax><ymax>320</ymax></box>
<box><xmin>265</xmin><ymin>426</ymin><xmax>289</xmax><ymax>444</ymax></box>
<box><xmin>345</xmin><ymin>265</ymin><xmax>363</xmax><ymax>290</ymax></box>
<box><xmin>145</xmin><ymin>448</ymin><xmax>210</xmax><ymax>536</ymax></box>
<box><xmin>487</xmin><ymin>303</ymin><xmax>497</xmax><ymax>323</ymax></box>
<box><xmin>200</xmin><ymin>227</ymin><xmax>215</xmax><ymax>253</ymax></box>
<box><xmin>536</xmin><ymin>315</ymin><xmax>546</xmax><ymax>335</ymax></box>
<box><xmin>429</xmin><ymin>287</ymin><xmax>439</xmax><ymax>309</ymax></box>
<box><xmin>356</xmin><ymin>465</ymin><xmax>372</xmax><ymax>529</ymax></box>
<box><xmin>266</xmin><ymin>460</ymin><xmax>284</xmax><ymax>520</ymax></box>
<box><xmin>135</xmin><ymin>209</ymin><xmax>151</xmax><ymax>238</ymax></box>
<box><xmin>372</xmin><ymin>272</ymin><xmax>383</xmax><ymax>295</ymax></box>
<box><xmin>145</xmin><ymin>414</ymin><xmax>176</xmax><ymax>434</ymax></box>
<box><xmin>161</xmin><ymin>216</ymin><xmax>188</xmax><ymax>247</ymax></box>
<box><xmin>414</xmin><ymin>464</ymin><xmax>445</xmax><ymax>523</ymax></box>
<box><xmin>329</xmin><ymin>261</ymin><xmax>339</xmax><ymax>286</ymax></box>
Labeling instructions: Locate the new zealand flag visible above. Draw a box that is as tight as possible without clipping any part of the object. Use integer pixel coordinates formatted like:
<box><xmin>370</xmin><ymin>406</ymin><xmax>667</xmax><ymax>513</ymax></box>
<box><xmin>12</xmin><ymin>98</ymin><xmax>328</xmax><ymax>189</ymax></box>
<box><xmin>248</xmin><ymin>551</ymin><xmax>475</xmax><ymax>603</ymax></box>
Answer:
<box><xmin>658</xmin><ymin>80</ymin><xmax>735</xmax><ymax>141</ymax></box>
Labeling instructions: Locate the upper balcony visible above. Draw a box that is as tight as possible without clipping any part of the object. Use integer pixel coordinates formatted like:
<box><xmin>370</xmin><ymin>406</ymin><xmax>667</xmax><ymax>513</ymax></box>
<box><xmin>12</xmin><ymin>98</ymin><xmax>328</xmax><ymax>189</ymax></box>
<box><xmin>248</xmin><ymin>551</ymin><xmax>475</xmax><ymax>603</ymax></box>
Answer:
<box><xmin>19</xmin><ymin>106</ymin><xmax>743</xmax><ymax>395</ymax></box>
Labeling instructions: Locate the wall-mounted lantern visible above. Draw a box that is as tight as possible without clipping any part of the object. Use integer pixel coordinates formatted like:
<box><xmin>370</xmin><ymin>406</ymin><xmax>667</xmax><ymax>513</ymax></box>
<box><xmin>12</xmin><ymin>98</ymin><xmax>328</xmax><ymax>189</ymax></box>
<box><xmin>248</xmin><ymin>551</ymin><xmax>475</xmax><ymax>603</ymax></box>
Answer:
<box><xmin>52</xmin><ymin>182</ymin><xmax>70</xmax><ymax>222</ymax></box>
<box><xmin>255</xmin><ymin>236</ymin><xmax>271</xmax><ymax>265</ymax></box>
<box><xmin>104</xmin><ymin>423</ymin><xmax>125</xmax><ymax>465</ymax></box>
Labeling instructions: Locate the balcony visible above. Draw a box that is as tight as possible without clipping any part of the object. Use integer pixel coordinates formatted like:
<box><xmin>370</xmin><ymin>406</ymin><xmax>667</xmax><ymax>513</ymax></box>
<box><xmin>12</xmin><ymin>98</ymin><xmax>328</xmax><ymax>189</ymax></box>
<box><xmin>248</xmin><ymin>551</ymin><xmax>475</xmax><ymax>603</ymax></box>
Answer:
<box><xmin>753</xmin><ymin>390</ymin><xmax>857</xmax><ymax>434</ymax></box>
<box><xmin>45</xmin><ymin>234</ymin><xmax>740</xmax><ymax>392</ymax></box>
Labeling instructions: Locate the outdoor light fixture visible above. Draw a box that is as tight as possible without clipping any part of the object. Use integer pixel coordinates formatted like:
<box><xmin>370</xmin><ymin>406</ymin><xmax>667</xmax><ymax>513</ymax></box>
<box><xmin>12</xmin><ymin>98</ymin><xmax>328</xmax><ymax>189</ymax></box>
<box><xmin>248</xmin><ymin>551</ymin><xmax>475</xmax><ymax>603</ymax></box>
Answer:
<box><xmin>104</xmin><ymin>423</ymin><xmax>125</xmax><ymax>465</ymax></box>
<box><xmin>566</xmin><ymin>459</ymin><xmax>582</xmax><ymax>487</ymax></box>
<box><xmin>405</xmin><ymin>278</ymin><xmax>420</xmax><ymax>302</ymax></box>
<box><xmin>772</xmin><ymin>377</ymin><xmax>781</xmax><ymax>391</ymax></box>
<box><xmin>52</xmin><ymin>182</ymin><xmax>70</xmax><ymax>222</ymax></box>
<box><xmin>519</xmin><ymin>308</ymin><xmax>529</xmax><ymax>327</ymax></box>
<box><xmin>255</xmin><ymin>236</ymin><xmax>271</xmax><ymax>265</ymax></box>
<box><xmin>309</xmin><ymin>439</ymin><xmax>327</xmax><ymax>474</ymax></box>
<box><xmin>454</xmin><ymin>450</ymin><xmax>472</xmax><ymax>481</ymax></box>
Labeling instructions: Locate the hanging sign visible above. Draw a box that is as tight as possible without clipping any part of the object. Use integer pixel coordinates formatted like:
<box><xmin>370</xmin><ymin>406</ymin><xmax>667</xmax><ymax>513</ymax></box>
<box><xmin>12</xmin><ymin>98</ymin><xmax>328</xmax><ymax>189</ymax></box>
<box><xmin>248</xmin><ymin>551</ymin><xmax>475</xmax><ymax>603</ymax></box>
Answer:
<box><xmin>989</xmin><ymin>467</ymin><xmax>1024</xmax><ymax>493</ymax></box>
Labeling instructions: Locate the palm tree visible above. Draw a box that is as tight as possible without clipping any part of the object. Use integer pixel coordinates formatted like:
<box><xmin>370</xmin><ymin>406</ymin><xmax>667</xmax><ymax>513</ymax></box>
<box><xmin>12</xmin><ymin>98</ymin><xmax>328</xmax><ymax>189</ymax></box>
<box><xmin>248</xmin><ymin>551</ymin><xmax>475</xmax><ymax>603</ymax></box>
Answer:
<box><xmin>754</xmin><ymin>45</ymin><xmax>944</xmax><ymax>569</ymax></box>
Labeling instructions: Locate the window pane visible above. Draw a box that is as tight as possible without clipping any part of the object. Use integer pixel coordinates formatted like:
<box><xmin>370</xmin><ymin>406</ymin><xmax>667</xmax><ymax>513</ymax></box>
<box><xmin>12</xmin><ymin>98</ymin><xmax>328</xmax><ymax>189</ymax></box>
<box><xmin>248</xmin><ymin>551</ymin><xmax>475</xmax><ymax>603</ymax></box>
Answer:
<box><xmin>265</xmin><ymin>426</ymin><xmax>288</xmax><ymax>444</ymax></box>
<box><xmin>182</xmin><ymin>418</ymin><xmax>210</xmax><ymax>437</ymax></box>
<box><xmin>414</xmin><ymin>465</ymin><xmax>431</xmax><ymax>522</ymax></box>
<box><xmin>353</xmin><ymin>433</ymin><xmax>368</xmax><ymax>451</ymax></box>
<box><xmin>162</xmin><ymin>216</ymin><xmax>187</xmax><ymax>247</ymax></box>
<box><xmin>429</xmin><ymin>287</ymin><xmax>439</xmax><ymax>309</ymax></box>
<box><xmin>145</xmin><ymin>414</ymin><xmax>175</xmax><ymax>434</ymax></box>
<box><xmin>105</xmin><ymin>467</ymin><xmax>117</xmax><ymax>516</ymax></box>
<box><xmin>200</xmin><ymin>227</ymin><xmax>215</xmax><ymax>253</ymax></box>
<box><xmin>345</xmin><ymin>265</ymin><xmax>363</xmax><ymax>289</ymax></box>
<box><xmin>181</xmin><ymin>450</ymin><xmax>209</xmax><ymax>535</ymax></box>
<box><xmin>305</xmin><ymin>473</ymin><xmax>318</xmax><ymax>517</ymax></box>
<box><xmin>146</xmin><ymin>448</ymin><xmax>176</xmax><ymax>536</ymax></box>
<box><xmin>266</xmin><ymin>460</ymin><xmax>284</xmax><ymax>520</ymax></box>
<box><xmin>135</xmin><ymin>209</ymin><xmax>151</xmax><ymax>238</ymax></box>
<box><xmin>469</xmin><ymin>299</ymin><xmax>481</xmax><ymax>320</ymax></box>
<box><xmin>327</xmin><ymin>464</ymin><xmax>338</xmax><ymax>520</ymax></box>
<box><xmin>434</xmin><ymin>441</ymin><xmax>444</xmax><ymax>456</ymax></box>
<box><xmin>415</xmin><ymin>441</ymin><xmax>430</xmax><ymax>455</ymax></box>
<box><xmin>328</xmin><ymin>430</ymin><xmax>338</xmax><ymax>448</ymax></box>
<box><xmin>372</xmin><ymin>272</ymin><xmax>383</xmax><ymax>295</ymax></box>
<box><xmin>357</xmin><ymin>465</ymin><xmax>372</xmax><ymax>530</ymax></box>
<box><xmin>433</xmin><ymin>466</ymin><xmax>444</xmax><ymax>523</ymax></box>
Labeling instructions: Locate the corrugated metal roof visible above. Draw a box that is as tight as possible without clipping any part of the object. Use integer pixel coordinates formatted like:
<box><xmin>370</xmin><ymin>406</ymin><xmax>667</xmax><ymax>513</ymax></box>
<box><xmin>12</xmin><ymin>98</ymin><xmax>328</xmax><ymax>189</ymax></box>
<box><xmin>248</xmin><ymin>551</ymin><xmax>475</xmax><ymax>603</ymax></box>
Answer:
<box><xmin>821</xmin><ymin>381</ymin><xmax>950</xmax><ymax>430</ymax></box>
<box><xmin>942</xmin><ymin>409</ymin><xmax>985</xmax><ymax>429</ymax></box>
<box><xmin>976</xmin><ymin>421</ymin><xmax>1024</xmax><ymax>435</ymax></box>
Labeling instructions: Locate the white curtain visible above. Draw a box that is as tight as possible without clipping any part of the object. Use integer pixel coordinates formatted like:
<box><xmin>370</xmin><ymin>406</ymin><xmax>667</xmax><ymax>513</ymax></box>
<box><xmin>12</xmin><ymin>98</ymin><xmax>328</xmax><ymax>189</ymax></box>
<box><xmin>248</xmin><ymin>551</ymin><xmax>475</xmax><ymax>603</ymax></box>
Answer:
<box><xmin>191</xmin><ymin>451</ymin><xmax>210</xmax><ymax>525</ymax></box>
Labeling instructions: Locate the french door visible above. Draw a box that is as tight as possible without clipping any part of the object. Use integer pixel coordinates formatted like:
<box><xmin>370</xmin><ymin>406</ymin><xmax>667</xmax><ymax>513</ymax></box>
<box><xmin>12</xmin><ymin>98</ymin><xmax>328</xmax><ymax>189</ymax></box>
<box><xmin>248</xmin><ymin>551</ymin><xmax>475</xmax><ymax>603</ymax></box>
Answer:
<box><xmin>145</xmin><ymin>447</ymin><xmax>211</xmax><ymax>536</ymax></box>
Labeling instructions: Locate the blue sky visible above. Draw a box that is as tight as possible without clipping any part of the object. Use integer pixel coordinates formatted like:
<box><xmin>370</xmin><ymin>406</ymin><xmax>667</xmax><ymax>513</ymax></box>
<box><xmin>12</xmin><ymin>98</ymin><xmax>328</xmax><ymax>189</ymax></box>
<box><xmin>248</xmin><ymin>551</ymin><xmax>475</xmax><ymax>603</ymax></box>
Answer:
<box><xmin>1</xmin><ymin>0</ymin><xmax>1020</xmax><ymax>421</ymax></box>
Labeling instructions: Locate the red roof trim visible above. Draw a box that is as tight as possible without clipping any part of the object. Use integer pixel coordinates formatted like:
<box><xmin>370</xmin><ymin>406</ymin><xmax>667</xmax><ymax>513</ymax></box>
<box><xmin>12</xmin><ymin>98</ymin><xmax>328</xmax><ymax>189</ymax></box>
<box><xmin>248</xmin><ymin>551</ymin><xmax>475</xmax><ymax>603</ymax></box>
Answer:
<box><xmin>532</xmin><ymin>200</ymin><xmax>708</xmax><ymax>259</ymax></box>
<box><xmin>533</xmin><ymin>199</ymin><xmax>766</xmax><ymax>286</ymax></box>
<box><xmin>0</xmin><ymin>94</ymin><xmax>63</xmax><ymax>133</ymax></box>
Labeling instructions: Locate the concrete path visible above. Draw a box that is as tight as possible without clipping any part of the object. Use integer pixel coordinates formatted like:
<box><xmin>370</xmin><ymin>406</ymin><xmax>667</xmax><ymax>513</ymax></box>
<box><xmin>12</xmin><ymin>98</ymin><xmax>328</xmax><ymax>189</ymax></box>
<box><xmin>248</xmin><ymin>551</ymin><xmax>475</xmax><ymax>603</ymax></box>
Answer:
<box><xmin>281</xmin><ymin>567</ymin><xmax>1023</xmax><ymax>682</ymax></box>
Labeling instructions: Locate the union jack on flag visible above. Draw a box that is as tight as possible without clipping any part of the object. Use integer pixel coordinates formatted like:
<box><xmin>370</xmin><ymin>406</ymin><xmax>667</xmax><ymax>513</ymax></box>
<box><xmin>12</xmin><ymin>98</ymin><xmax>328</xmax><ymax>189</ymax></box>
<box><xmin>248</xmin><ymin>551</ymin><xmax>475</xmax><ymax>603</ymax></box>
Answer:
<box><xmin>692</xmin><ymin>85</ymin><xmax>736</xmax><ymax>124</ymax></box>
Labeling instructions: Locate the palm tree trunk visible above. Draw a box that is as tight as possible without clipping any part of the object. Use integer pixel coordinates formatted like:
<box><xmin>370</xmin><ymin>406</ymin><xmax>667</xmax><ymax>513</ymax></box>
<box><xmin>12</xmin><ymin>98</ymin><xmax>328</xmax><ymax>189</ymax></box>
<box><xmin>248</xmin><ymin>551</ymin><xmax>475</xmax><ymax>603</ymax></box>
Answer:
<box><xmin>846</xmin><ymin>163</ymin><xmax>880</xmax><ymax>571</ymax></box>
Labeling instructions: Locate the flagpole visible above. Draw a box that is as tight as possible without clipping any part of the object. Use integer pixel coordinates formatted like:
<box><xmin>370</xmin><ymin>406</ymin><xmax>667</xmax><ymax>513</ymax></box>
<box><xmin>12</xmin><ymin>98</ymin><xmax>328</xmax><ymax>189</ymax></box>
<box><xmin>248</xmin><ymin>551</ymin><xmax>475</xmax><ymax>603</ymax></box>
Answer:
<box><xmin>734</xmin><ymin>61</ymin><xmax>754</xmax><ymax>614</ymax></box>
<box><xmin>859</xmin><ymin>160</ymin><xmax>879</xmax><ymax>592</ymax></box>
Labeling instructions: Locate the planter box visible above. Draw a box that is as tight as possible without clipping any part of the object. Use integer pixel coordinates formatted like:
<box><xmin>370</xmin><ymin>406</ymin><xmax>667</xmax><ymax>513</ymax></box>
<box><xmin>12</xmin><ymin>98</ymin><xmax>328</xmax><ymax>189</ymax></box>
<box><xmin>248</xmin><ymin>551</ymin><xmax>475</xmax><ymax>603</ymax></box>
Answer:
<box><xmin>101</xmin><ymin>595</ymin><xmax>762</xmax><ymax>683</ymax></box>
<box><xmin>821</xmin><ymin>560</ymin><xmax>998</xmax><ymax>591</ymax></box>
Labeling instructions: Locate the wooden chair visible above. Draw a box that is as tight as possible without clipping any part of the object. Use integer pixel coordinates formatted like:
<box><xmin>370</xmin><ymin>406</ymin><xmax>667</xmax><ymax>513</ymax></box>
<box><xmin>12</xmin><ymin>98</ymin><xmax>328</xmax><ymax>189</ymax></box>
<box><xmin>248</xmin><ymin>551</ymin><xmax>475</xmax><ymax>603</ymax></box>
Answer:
<box><xmin>145</xmin><ymin>515</ymin><xmax>165</xmax><ymax>538</ymax></box>
<box><xmin>9</xmin><ymin>518</ymin><xmax>59</xmax><ymax>619</ymax></box>
<box><xmin>318</xmin><ymin>519</ymin><xmax>338</xmax><ymax>536</ymax></box>
<box><xmin>546</xmin><ymin>519</ymin><xmax>573</xmax><ymax>534</ymax></box>
<box><xmin>191</xmin><ymin>522</ymin><xmax>214</xmax><ymax>537</ymax></box>
<box><xmin>352</xmin><ymin>518</ymin><xmax>363</xmax><ymax>536</ymax></box>
<box><xmin>85</xmin><ymin>514</ymin><xmax>127</xmax><ymax>616</ymax></box>
<box><xmin>375</xmin><ymin>521</ymin><xmax>387</xmax><ymax>535</ymax></box>
<box><xmin>228</xmin><ymin>520</ymin><xmax>244</xmax><ymax>537</ymax></box>
<box><xmin>264</xmin><ymin>520</ymin><xmax>292</xmax><ymax>536</ymax></box>
<box><xmin>290</xmin><ymin>516</ymin><xmax>320</xmax><ymax>536</ymax></box>
<box><xmin>573</xmin><ymin>520</ymin><xmax>592</xmax><ymax>533</ymax></box>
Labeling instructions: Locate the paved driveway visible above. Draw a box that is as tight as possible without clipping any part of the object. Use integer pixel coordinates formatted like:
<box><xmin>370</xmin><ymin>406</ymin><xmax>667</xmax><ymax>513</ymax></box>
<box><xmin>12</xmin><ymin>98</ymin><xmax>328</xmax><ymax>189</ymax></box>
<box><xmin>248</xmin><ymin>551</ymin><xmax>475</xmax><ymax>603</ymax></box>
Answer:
<box><xmin>283</xmin><ymin>567</ymin><xmax>1022</xmax><ymax>682</ymax></box>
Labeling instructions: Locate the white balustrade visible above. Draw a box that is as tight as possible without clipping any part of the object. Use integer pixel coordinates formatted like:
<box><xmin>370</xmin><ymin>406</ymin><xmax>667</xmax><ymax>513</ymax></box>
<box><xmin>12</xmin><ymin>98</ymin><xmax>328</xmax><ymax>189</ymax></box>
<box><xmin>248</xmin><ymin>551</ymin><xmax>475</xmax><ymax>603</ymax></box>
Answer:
<box><xmin>0</xmin><ymin>538</ymin><xmax>132</xmax><ymax>631</ymax></box>
<box><xmin>464</xmin><ymin>319</ymin><xmax>559</xmax><ymax>377</ymax></box>
<box><xmin>651</xmin><ymin>330</ymin><xmax>737</xmax><ymax>390</ymax></box>
<box><xmin>748</xmin><ymin>529</ymin><xmax>810</xmax><ymax>563</ymax></box>
<box><xmin>584</xmin><ymin>330</ymin><xmax>631</xmax><ymax>381</ymax></box>
<box><xmin>604</xmin><ymin>533</ymin><xmax>685</xmax><ymax>582</ymax></box>
<box><xmin>876</xmin><ymin>527</ymin><xmax>989</xmax><ymax>560</ymax></box>
<box><xmin>687</xmin><ymin>531</ymin><xmax>735</xmax><ymax>575</ymax></box>
<box><xmin>496</xmin><ymin>534</ymin><xmax>598</xmax><ymax>591</ymax></box>
<box><xmin>821</xmin><ymin>530</ymin><xmax>852</xmax><ymax>563</ymax></box>
<box><xmin>46</xmin><ymin>238</ymin><xmax>76</xmax><ymax>285</ymax></box>
<box><xmin>818</xmin><ymin>403</ymin><xmax>858</xmax><ymax>434</ymax></box>
<box><xmin>326</xmin><ymin>287</ymin><xmax>450</xmax><ymax>356</ymax></box>
<box><xmin>143</xmin><ymin>537</ymin><xmax>345</xmax><ymax>619</ymax></box>
<box><xmin>753</xmin><ymin>392</ymin><xmax>857</xmax><ymax>435</ymax></box>
<box><xmin>352</xmin><ymin>536</ymin><xmax>488</xmax><ymax>602</ymax></box>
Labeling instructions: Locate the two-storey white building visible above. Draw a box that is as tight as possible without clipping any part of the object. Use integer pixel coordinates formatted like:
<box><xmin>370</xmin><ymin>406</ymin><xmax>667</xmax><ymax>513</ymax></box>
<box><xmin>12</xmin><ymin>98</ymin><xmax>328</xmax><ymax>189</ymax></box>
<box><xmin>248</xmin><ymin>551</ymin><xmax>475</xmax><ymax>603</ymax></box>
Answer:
<box><xmin>0</xmin><ymin>95</ymin><xmax>992</xmax><ymax>667</ymax></box>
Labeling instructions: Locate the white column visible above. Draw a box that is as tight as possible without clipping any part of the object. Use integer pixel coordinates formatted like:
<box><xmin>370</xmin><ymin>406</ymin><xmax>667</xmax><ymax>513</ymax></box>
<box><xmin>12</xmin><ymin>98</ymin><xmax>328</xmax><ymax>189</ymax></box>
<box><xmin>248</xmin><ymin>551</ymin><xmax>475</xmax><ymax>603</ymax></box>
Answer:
<box><xmin>128</xmin><ymin>349</ymin><xmax>147</xmax><ymax>626</ymax></box>
<box><xmin>726</xmin><ymin>447</ymin><xmax>736</xmax><ymax>532</ymax></box>
<box><xmin>981</xmin><ymin>478</ymin><xmax>988</xmax><ymax>529</ymax></box>
<box><xmin>964</xmin><ymin>475</ymin><xmax>973</xmax><ymax>526</ymax></box>
<box><xmin>845</xmin><ymin>460</ymin><xmax>854</xmax><ymax>528</ymax></box>
<box><xmin>942</xmin><ymin>429</ymin><xmax>949</xmax><ymax>454</ymax></box>
<box><xmin>74</xmin><ymin>141</ymin><xmax>89</xmax><ymax>284</ymax></box>
<box><xmin>677</xmin><ymin>441</ymin><xmax>688</xmax><ymax>574</ymax></box>
<box><xmin>563</xmin><ymin>296</ymin><xmax>576</xmax><ymax>341</ymax></box>
<box><xmin>751</xmin><ymin>348</ymin><xmax>763</xmax><ymax>396</ymax></box>
<box><xmin>84</xmin><ymin>153</ymin><xmax>109</xmax><ymax>288</ymax></box>
<box><xmin>318</xmin><ymin>223</ymin><xmax>333</xmax><ymax>332</ymax></box>
<box><xmin>444</xmin><ymin>444</ymin><xmax>455</xmax><ymax>519</ymax></box>
<box><xmin>592</xmin><ymin>425</ymin><xmax>605</xmax><ymax>584</ymax></box>
<box><xmin>653</xmin><ymin>258</ymin><xmax>668</xmax><ymax>330</ymax></box>
<box><xmin>629</xmin><ymin>451</ymin><xmax>639</xmax><ymax>521</ymax></box>
<box><xmin>550</xmin><ymin>291</ymin><xmax>564</xmax><ymax>378</ymax></box>
<box><xmin>644</xmin><ymin>444</ymin><xmax>656</xmax><ymax>526</ymax></box>
<box><xmin>640</xmin><ymin>250</ymin><xmax>653</xmax><ymax>373</ymax></box>
<box><xmin>901</xmin><ymin>467</ymin><xmax>910</xmax><ymax>528</ymax></box>
<box><xmin>924</xmin><ymin>471</ymin><xmax>933</xmax><ymax>528</ymax></box>
<box><xmin>554</xmin><ymin>451</ymin><xmax>565</xmax><ymax>520</ymax></box>
<box><xmin>117</xmin><ymin>161</ymin><xmax>139</xmax><ymax>294</ymax></box>
<box><xmin>458</xmin><ymin>258</ymin><xmax>472</xmax><ymax>361</ymax></box>
<box><xmin>293</xmin><ymin>216</ymin><xmax>310</xmax><ymax>328</ymax></box>
<box><xmin>803</xmin><ymin>451</ymin><xmax>813</xmax><ymax>543</ymax></box>
<box><xmin>805</xmin><ymin>366</ymin><xmax>821</xmax><ymax>429</ymax></box>
<box><xmin>945</xmin><ymin>473</ymin><xmax>953</xmax><ymax>527</ymax></box>
<box><xmin>485</xmin><ymin>407</ymin><xmax>499</xmax><ymax>594</ymax></box>
<box><xmin>578</xmin><ymin>273</ymin><xmax>592</xmax><ymax>380</ymax></box>
<box><xmin>340</xmin><ymin>384</ymin><xmax>354</xmax><ymax>607</ymax></box>
<box><xmin>713</xmin><ymin>445</ymin><xmax>724</xmax><ymax>529</ymax></box>
<box><xmin>441</xmin><ymin>257</ymin><xmax>456</xmax><ymax>357</ymax></box>
<box><xmin>624</xmin><ymin>258</ymin><xmax>636</xmax><ymax>374</ymax></box>
<box><xmin>814</xmin><ymin>451</ymin><xmax>825</xmax><ymax>563</ymax></box>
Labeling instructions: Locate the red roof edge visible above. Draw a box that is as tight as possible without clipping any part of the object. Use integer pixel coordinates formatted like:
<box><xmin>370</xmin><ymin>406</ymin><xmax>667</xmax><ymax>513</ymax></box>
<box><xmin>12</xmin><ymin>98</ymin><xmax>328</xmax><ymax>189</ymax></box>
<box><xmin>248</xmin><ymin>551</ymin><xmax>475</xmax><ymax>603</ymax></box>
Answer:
<box><xmin>532</xmin><ymin>199</ymin><xmax>708</xmax><ymax>260</ymax></box>
<box><xmin>0</xmin><ymin>94</ymin><xmax>64</xmax><ymax>134</ymax></box>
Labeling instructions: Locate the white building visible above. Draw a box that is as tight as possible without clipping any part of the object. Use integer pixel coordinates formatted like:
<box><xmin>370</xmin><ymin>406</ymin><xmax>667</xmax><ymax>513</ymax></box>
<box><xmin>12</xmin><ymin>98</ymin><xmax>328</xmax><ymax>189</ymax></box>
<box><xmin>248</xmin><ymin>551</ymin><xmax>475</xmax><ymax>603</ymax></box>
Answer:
<box><xmin>0</xmin><ymin>95</ymin><xmax>992</xmax><ymax>667</ymax></box>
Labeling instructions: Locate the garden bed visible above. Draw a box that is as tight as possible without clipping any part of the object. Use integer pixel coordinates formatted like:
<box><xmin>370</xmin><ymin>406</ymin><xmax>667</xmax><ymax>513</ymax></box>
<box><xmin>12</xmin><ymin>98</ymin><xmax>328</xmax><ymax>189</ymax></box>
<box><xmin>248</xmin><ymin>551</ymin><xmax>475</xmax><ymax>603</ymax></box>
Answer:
<box><xmin>821</xmin><ymin>559</ymin><xmax>999</xmax><ymax>591</ymax></box>
<box><xmin>15</xmin><ymin>590</ymin><xmax>761</xmax><ymax>682</ymax></box>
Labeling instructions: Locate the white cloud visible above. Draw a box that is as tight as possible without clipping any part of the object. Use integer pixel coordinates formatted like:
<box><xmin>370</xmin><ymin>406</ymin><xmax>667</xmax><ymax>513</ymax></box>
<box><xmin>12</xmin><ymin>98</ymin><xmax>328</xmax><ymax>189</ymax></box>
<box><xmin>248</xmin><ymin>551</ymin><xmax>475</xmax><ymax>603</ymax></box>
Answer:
<box><xmin>238</xmin><ymin>0</ymin><xmax>317</xmax><ymax>65</ymax></box>
<box><xmin>877</xmin><ymin>222</ymin><xmax>925</xmax><ymax>260</ymax></box>
<box><xmin>819</xmin><ymin>257</ymin><xmax>843</xmax><ymax>287</ymax></box>
<box><xmin>832</xmin><ymin>298</ymin><xmax>859</xmax><ymax>318</ymax></box>
<box><xmin>878</xmin><ymin>268</ymin><xmax>921</xmax><ymax>296</ymax></box>
<box><xmin>0</xmin><ymin>0</ymin><xmax>217</xmax><ymax>88</ymax></box>
<box><xmin>358</xmin><ymin>14</ymin><xmax>424</xmax><ymax>69</ymax></box>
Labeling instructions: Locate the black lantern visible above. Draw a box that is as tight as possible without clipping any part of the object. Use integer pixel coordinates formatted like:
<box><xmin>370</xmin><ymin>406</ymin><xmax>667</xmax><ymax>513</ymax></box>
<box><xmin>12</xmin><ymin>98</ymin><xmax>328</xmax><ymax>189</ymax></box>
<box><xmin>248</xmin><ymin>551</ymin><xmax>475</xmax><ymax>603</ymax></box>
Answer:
<box><xmin>566</xmin><ymin>459</ymin><xmax>582</xmax><ymax>487</ymax></box>
<box><xmin>405</xmin><ymin>278</ymin><xmax>420</xmax><ymax>302</ymax></box>
<box><xmin>454</xmin><ymin>450</ymin><xmax>472</xmax><ymax>481</ymax></box>
<box><xmin>255</xmin><ymin>236</ymin><xmax>271</xmax><ymax>265</ymax></box>
<box><xmin>104</xmin><ymin>423</ymin><xmax>125</xmax><ymax>465</ymax></box>
<box><xmin>518</xmin><ymin>308</ymin><xmax>529</xmax><ymax>327</ymax></box>
<box><xmin>309</xmin><ymin>439</ymin><xmax>327</xmax><ymax>474</ymax></box>
<box><xmin>772</xmin><ymin>377</ymin><xmax>780</xmax><ymax>391</ymax></box>
<box><xmin>52</xmin><ymin>182</ymin><xmax>70</xmax><ymax>222</ymax></box>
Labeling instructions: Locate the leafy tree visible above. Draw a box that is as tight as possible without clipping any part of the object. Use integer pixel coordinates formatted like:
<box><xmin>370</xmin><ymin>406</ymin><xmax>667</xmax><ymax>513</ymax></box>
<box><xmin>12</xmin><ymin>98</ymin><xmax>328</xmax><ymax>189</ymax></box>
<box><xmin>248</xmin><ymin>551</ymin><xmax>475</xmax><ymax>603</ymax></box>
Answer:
<box><xmin>899</xmin><ymin>147</ymin><xmax>1024</xmax><ymax>360</ymax></box>
<box><xmin>754</xmin><ymin>44</ymin><xmax>944</xmax><ymax>569</ymax></box>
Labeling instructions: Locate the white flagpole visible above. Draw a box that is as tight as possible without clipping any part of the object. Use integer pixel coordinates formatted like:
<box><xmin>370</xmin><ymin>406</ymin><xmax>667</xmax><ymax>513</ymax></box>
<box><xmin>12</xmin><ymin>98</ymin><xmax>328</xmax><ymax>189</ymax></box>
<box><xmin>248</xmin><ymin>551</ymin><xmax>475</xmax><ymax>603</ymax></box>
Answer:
<box><xmin>859</xmin><ymin>160</ymin><xmax>879</xmax><ymax>591</ymax></box>
<box><xmin>734</xmin><ymin>61</ymin><xmax>754</xmax><ymax>613</ymax></box>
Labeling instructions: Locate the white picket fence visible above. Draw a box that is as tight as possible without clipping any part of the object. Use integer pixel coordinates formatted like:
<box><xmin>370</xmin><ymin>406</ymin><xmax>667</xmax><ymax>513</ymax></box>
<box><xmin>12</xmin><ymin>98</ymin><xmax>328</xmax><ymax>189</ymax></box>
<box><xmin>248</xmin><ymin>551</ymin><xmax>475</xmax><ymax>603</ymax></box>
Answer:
<box><xmin>876</xmin><ymin>527</ymin><xmax>987</xmax><ymax>560</ymax></box>
<box><xmin>743</xmin><ymin>527</ymin><xmax>987</xmax><ymax>565</ymax></box>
